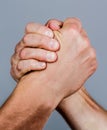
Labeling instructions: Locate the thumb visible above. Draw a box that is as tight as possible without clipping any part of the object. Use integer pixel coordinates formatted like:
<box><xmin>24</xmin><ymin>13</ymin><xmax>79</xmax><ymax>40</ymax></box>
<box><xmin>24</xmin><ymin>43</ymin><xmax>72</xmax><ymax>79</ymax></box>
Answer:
<box><xmin>45</xmin><ymin>19</ymin><xmax>63</xmax><ymax>31</ymax></box>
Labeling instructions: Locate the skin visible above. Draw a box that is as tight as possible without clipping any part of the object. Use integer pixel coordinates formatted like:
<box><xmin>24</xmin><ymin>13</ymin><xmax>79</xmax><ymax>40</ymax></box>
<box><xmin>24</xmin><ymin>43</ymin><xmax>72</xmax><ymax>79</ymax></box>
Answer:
<box><xmin>0</xmin><ymin>79</ymin><xmax>57</xmax><ymax>130</ymax></box>
<box><xmin>0</xmin><ymin>23</ymin><xmax>61</xmax><ymax>130</ymax></box>
<box><xmin>10</xmin><ymin>18</ymin><xmax>101</xmax><ymax>130</ymax></box>
<box><xmin>58</xmin><ymin>87</ymin><xmax>107</xmax><ymax>130</ymax></box>
<box><xmin>11</xmin><ymin>22</ymin><xmax>60</xmax><ymax>82</ymax></box>
<box><xmin>48</xmin><ymin>20</ymin><xmax>107</xmax><ymax>129</ymax></box>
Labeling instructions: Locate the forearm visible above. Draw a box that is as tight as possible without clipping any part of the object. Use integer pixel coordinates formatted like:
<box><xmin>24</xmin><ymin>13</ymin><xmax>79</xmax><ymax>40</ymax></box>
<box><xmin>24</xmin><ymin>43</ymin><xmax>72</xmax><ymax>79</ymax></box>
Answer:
<box><xmin>0</xmin><ymin>73</ymin><xmax>60</xmax><ymax>130</ymax></box>
<box><xmin>58</xmin><ymin>87</ymin><xmax>107</xmax><ymax>130</ymax></box>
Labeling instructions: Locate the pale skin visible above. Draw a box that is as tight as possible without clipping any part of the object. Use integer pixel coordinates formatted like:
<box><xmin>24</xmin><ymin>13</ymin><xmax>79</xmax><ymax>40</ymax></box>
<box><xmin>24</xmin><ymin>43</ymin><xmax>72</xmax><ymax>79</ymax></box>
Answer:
<box><xmin>10</xmin><ymin>17</ymin><xmax>107</xmax><ymax>130</ymax></box>
<box><xmin>0</xmin><ymin>17</ymin><xmax>94</xmax><ymax>130</ymax></box>
<box><xmin>1</xmin><ymin>18</ymin><xmax>95</xmax><ymax>130</ymax></box>
<box><xmin>11</xmin><ymin>18</ymin><xmax>107</xmax><ymax>130</ymax></box>
<box><xmin>48</xmin><ymin>20</ymin><xmax>107</xmax><ymax>130</ymax></box>
<box><xmin>1</xmin><ymin>23</ymin><xmax>60</xmax><ymax>130</ymax></box>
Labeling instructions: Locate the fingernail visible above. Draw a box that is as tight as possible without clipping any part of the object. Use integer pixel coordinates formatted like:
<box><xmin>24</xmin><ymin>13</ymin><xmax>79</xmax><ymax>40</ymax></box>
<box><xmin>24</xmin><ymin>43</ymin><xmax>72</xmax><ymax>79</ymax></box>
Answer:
<box><xmin>39</xmin><ymin>62</ymin><xmax>46</xmax><ymax>68</ymax></box>
<box><xmin>50</xmin><ymin>39</ymin><xmax>59</xmax><ymax>49</ymax></box>
<box><xmin>46</xmin><ymin>52</ymin><xmax>56</xmax><ymax>61</ymax></box>
<box><xmin>45</xmin><ymin>31</ymin><xmax>53</xmax><ymax>37</ymax></box>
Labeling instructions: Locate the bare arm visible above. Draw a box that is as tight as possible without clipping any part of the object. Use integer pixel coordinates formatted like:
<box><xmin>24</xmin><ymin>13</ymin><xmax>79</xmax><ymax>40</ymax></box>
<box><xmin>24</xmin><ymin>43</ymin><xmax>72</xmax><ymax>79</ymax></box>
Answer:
<box><xmin>10</xmin><ymin>18</ymin><xmax>97</xmax><ymax>130</ymax></box>
<box><xmin>58</xmin><ymin>87</ymin><xmax>107</xmax><ymax>130</ymax></box>
<box><xmin>47</xmin><ymin>20</ymin><xmax>107</xmax><ymax>130</ymax></box>
<box><xmin>0</xmin><ymin>73</ymin><xmax>60</xmax><ymax>130</ymax></box>
<box><xmin>49</xmin><ymin>20</ymin><xmax>107</xmax><ymax>130</ymax></box>
<box><xmin>0</xmin><ymin>23</ymin><xmax>60</xmax><ymax>130</ymax></box>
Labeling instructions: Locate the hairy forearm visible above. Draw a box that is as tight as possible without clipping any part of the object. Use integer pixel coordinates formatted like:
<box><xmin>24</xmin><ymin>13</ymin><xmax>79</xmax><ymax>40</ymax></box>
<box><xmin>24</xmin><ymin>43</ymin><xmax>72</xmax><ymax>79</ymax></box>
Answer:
<box><xmin>58</xmin><ymin>87</ymin><xmax>107</xmax><ymax>130</ymax></box>
<box><xmin>0</xmin><ymin>73</ymin><xmax>60</xmax><ymax>130</ymax></box>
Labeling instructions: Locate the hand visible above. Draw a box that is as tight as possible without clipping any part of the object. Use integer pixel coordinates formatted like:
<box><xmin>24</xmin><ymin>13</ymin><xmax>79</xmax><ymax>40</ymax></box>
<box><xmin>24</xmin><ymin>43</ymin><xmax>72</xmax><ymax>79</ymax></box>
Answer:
<box><xmin>18</xmin><ymin>18</ymin><xmax>97</xmax><ymax>101</ymax></box>
<box><xmin>11</xmin><ymin>19</ymin><xmax>96</xmax><ymax>98</ymax></box>
<box><xmin>48</xmin><ymin>19</ymin><xmax>107</xmax><ymax>130</ymax></box>
<box><xmin>1</xmin><ymin>23</ymin><xmax>61</xmax><ymax>130</ymax></box>
<box><xmin>11</xmin><ymin>22</ymin><xmax>60</xmax><ymax>82</ymax></box>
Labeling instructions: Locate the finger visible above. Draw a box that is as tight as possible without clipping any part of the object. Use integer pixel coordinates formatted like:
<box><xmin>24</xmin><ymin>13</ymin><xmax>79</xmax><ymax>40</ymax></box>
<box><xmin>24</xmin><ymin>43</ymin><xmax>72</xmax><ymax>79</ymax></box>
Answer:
<box><xmin>10</xmin><ymin>67</ymin><xmax>20</xmax><ymax>82</ymax></box>
<box><xmin>20</xmin><ymin>48</ymin><xmax>58</xmax><ymax>62</ymax></box>
<box><xmin>85</xmin><ymin>47</ymin><xmax>97</xmax><ymax>75</ymax></box>
<box><xmin>11</xmin><ymin>53</ymin><xmax>18</xmax><ymax>66</ymax></box>
<box><xmin>25</xmin><ymin>22</ymin><xmax>54</xmax><ymax>38</ymax></box>
<box><xmin>62</xmin><ymin>17</ymin><xmax>82</xmax><ymax>32</ymax></box>
<box><xmin>14</xmin><ymin>40</ymin><xmax>25</xmax><ymax>54</ymax></box>
<box><xmin>80</xmin><ymin>29</ymin><xmax>91</xmax><ymax>47</ymax></box>
<box><xmin>80</xmin><ymin>28</ymin><xmax>88</xmax><ymax>38</ymax></box>
<box><xmin>23</xmin><ymin>33</ymin><xmax>59</xmax><ymax>51</ymax></box>
<box><xmin>46</xmin><ymin>19</ymin><xmax>63</xmax><ymax>30</ymax></box>
<box><xmin>17</xmin><ymin>59</ymin><xmax>46</xmax><ymax>75</ymax></box>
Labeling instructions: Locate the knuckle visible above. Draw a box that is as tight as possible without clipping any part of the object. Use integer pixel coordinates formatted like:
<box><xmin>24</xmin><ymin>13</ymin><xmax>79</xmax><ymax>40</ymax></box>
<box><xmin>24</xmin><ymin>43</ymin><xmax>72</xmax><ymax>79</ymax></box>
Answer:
<box><xmin>90</xmin><ymin>62</ymin><xmax>97</xmax><ymax>74</ymax></box>
<box><xmin>18</xmin><ymin>61</ymin><xmax>23</xmax><ymax>70</ymax></box>
<box><xmin>10</xmin><ymin>54</ymin><xmax>19</xmax><ymax>67</ymax></box>
<box><xmin>65</xmin><ymin>17</ymin><xmax>82</xmax><ymax>31</ymax></box>
<box><xmin>23</xmin><ymin>34</ymin><xmax>32</xmax><ymax>45</ymax></box>
<box><xmin>23</xmin><ymin>33</ymin><xmax>42</xmax><ymax>46</ymax></box>
<box><xmin>14</xmin><ymin>41</ymin><xmax>24</xmax><ymax>53</ymax></box>
<box><xmin>23</xmin><ymin>34</ymin><xmax>29</xmax><ymax>44</ymax></box>
<box><xmin>84</xmin><ymin>37</ymin><xmax>90</xmax><ymax>47</ymax></box>
<box><xmin>20</xmin><ymin>48</ymin><xmax>27</xmax><ymax>59</ymax></box>
<box><xmin>25</xmin><ymin>22</ymin><xmax>35</xmax><ymax>32</ymax></box>
<box><xmin>89</xmin><ymin>48</ymin><xmax>96</xmax><ymax>59</ymax></box>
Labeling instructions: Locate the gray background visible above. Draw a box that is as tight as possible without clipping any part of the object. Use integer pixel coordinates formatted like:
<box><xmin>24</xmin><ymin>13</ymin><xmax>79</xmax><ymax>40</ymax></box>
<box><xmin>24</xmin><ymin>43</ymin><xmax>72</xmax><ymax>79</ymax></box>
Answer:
<box><xmin>0</xmin><ymin>0</ymin><xmax>107</xmax><ymax>129</ymax></box>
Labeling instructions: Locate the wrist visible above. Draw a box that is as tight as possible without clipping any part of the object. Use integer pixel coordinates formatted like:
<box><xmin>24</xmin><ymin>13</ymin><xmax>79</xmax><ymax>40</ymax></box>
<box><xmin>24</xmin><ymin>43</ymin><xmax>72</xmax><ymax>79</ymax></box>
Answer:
<box><xmin>58</xmin><ymin>87</ymin><xmax>104</xmax><ymax>114</ymax></box>
<box><xmin>58</xmin><ymin>88</ymin><xmax>107</xmax><ymax>130</ymax></box>
<box><xmin>19</xmin><ymin>71</ymin><xmax>63</xmax><ymax>110</ymax></box>
<box><xmin>0</xmin><ymin>72</ymin><xmax>62</xmax><ymax>130</ymax></box>
<box><xmin>57</xmin><ymin>87</ymin><xmax>107</xmax><ymax>130</ymax></box>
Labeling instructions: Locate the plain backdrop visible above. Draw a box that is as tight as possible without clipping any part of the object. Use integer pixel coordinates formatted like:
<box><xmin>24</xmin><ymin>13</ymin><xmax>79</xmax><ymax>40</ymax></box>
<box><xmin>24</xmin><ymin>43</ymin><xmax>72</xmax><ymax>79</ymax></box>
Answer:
<box><xmin>0</xmin><ymin>0</ymin><xmax>107</xmax><ymax>129</ymax></box>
